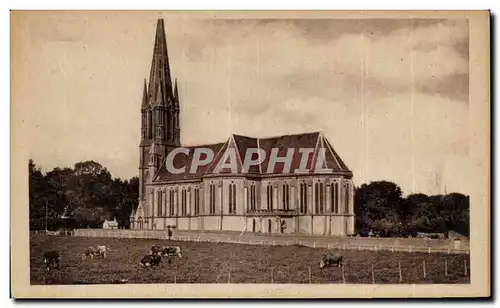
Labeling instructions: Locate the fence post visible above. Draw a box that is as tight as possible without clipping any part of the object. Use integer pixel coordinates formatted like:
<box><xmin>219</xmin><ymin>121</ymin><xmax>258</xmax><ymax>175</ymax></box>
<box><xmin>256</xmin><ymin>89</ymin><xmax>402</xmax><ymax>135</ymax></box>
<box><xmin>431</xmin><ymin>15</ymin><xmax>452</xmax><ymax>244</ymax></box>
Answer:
<box><xmin>174</xmin><ymin>275</ymin><xmax>177</xmax><ymax>284</ymax></box>
<box><xmin>428</xmin><ymin>247</ymin><xmax>431</xmax><ymax>254</ymax></box>
<box><xmin>228</xmin><ymin>269</ymin><xmax>231</xmax><ymax>284</ymax></box>
<box><xmin>398</xmin><ymin>261</ymin><xmax>403</xmax><ymax>283</ymax></box>
<box><xmin>342</xmin><ymin>264</ymin><xmax>346</xmax><ymax>284</ymax></box>
<box><xmin>371</xmin><ymin>264</ymin><xmax>375</xmax><ymax>284</ymax></box>
<box><xmin>409</xmin><ymin>245</ymin><xmax>412</xmax><ymax>253</ymax></box>
<box><xmin>271</xmin><ymin>267</ymin><xmax>274</xmax><ymax>284</ymax></box>
<box><xmin>273</xmin><ymin>240</ymin><xmax>276</xmax><ymax>246</ymax></box>
<box><xmin>423</xmin><ymin>260</ymin><xmax>427</xmax><ymax>278</ymax></box>
<box><xmin>308</xmin><ymin>267</ymin><xmax>312</xmax><ymax>284</ymax></box>
<box><xmin>464</xmin><ymin>259</ymin><xmax>468</xmax><ymax>276</ymax></box>
<box><xmin>391</xmin><ymin>246</ymin><xmax>394</xmax><ymax>253</ymax></box>
<box><xmin>447</xmin><ymin>248</ymin><xmax>450</xmax><ymax>254</ymax></box>
<box><xmin>445</xmin><ymin>259</ymin><xmax>448</xmax><ymax>276</ymax></box>
<box><xmin>343</xmin><ymin>243</ymin><xmax>346</xmax><ymax>250</ymax></box>
<box><xmin>313</xmin><ymin>241</ymin><xmax>316</xmax><ymax>248</ymax></box>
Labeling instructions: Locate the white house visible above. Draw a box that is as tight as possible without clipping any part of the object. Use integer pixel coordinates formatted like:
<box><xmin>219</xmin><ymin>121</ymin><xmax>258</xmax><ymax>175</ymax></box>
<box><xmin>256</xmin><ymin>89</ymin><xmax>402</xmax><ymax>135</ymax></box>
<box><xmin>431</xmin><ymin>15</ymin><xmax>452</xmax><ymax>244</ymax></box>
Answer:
<box><xmin>103</xmin><ymin>217</ymin><xmax>119</xmax><ymax>229</ymax></box>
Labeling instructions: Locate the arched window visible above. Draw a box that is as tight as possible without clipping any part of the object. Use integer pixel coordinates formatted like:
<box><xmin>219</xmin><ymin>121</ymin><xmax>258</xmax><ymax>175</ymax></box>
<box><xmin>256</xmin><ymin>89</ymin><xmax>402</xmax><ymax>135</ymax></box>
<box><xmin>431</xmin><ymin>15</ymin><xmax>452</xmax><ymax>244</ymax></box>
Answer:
<box><xmin>209</xmin><ymin>184</ymin><xmax>216</xmax><ymax>214</ymax></box>
<box><xmin>228</xmin><ymin>183</ymin><xmax>236</xmax><ymax>214</ymax></box>
<box><xmin>247</xmin><ymin>183</ymin><xmax>257</xmax><ymax>211</ymax></box>
<box><xmin>344</xmin><ymin>182</ymin><xmax>349</xmax><ymax>214</ymax></box>
<box><xmin>282</xmin><ymin>184</ymin><xmax>290</xmax><ymax>210</ymax></box>
<box><xmin>300</xmin><ymin>183</ymin><xmax>308</xmax><ymax>214</ymax></box>
<box><xmin>181</xmin><ymin>188</ymin><xmax>187</xmax><ymax>216</ymax></box>
<box><xmin>317</xmin><ymin>183</ymin><xmax>325</xmax><ymax>214</ymax></box>
<box><xmin>314</xmin><ymin>183</ymin><xmax>319</xmax><ymax>213</ymax></box>
<box><xmin>157</xmin><ymin>190</ymin><xmax>163</xmax><ymax>217</ymax></box>
<box><xmin>267</xmin><ymin>184</ymin><xmax>274</xmax><ymax>210</ymax></box>
<box><xmin>138</xmin><ymin>217</ymin><xmax>143</xmax><ymax>230</ymax></box>
<box><xmin>168</xmin><ymin>190</ymin><xmax>175</xmax><ymax>216</ymax></box>
<box><xmin>194</xmin><ymin>187</ymin><xmax>200</xmax><ymax>215</ymax></box>
<box><xmin>147</xmin><ymin>110</ymin><xmax>152</xmax><ymax>139</ymax></box>
<box><xmin>331</xmin><ymin>182</ymin><xmax>339</xmax><ymax>214</ymax></box>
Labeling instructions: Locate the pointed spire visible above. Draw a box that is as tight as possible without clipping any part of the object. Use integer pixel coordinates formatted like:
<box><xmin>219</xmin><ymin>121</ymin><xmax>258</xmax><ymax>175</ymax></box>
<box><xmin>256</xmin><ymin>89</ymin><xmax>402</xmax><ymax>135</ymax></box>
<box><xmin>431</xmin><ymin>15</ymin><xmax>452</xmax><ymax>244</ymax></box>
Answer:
<box><xmin>148</xmin><ymin>18</ymin><xmax>173</xmax><ymax>103</ymax></box>
<box><xmin>174</xmin><ymin>78</ymin><xmax>179</xmax><ymax>99</ymax></box>
<box><xmin>141</xmin><ymin>78</ymin><xmax>148</xmax><ymax>109</ymax></box>
<box><xmin>154</xmin><ymin>82</ymin><xmax>164</xmax><ymax>106</ymax></box>
<box><xmin>173</xmin><ymin>78</ymin><xmax>179</xmax><ymax>108</ymax></box>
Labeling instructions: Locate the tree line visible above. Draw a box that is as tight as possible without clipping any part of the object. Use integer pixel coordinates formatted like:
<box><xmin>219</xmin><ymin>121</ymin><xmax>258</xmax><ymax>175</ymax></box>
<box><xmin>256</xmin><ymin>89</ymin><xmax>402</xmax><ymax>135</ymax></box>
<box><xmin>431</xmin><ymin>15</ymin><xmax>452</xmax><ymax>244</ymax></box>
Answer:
<box><xmin>29</xmin><ymin>159</ymin><xmax>138</xmax><ymax>230</ymax></box>
<box><xmin>29</xmin><ymin>160</ymin><xmax>469</xmax><ymax>237</ymax></box>
<box><xmin>354</xmin><ymin>181</ymin><xmax>469</xmax><ymax>237</ymax></box>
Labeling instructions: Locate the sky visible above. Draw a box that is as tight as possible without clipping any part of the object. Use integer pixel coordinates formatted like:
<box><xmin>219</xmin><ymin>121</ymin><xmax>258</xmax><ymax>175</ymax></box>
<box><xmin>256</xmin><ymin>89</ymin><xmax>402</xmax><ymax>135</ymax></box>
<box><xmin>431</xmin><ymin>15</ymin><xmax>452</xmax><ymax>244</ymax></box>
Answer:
<box><xmin>12</xmin><ymin>11</ymin><xmax>470</xmax><ymax>196</ymax></box>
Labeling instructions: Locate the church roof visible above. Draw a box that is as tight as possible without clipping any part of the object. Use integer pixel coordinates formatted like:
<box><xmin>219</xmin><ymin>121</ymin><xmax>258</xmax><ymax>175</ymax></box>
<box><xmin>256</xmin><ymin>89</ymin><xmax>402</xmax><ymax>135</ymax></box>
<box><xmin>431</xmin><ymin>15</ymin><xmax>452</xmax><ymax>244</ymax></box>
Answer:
<box><xmin>153</xmin><ymin>132</ymin><xmax>352</xmax><ymax>183</ymax></box>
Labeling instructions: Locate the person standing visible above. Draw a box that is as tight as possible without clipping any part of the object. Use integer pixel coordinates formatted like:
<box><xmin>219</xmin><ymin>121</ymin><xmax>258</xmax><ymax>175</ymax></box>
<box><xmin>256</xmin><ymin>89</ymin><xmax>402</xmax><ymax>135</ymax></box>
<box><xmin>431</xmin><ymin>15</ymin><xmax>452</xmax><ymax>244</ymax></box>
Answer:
<box><xmin>167</xmin><ymin>225</ymin><xmax>173</xmax><ymax>240</ymax></box>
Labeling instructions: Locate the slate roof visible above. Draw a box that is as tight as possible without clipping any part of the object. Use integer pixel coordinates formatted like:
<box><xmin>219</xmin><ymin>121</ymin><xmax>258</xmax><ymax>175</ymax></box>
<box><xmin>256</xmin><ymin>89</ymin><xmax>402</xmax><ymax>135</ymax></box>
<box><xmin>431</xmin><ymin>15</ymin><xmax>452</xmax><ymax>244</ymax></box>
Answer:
<box><xmin>153</xmin><ymin>132</ymin><xmax>352</xmax><ymax>183</ymax></box>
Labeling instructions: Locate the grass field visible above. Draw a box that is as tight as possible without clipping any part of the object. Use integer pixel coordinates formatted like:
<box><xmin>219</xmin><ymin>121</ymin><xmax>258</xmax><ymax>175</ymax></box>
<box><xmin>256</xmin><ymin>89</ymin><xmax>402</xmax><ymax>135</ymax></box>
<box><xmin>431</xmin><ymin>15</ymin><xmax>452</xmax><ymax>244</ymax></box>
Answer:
<box><xmin>30</xmin><ymin>234</ymin><xmax>470</xmax><ymax>285</ymax></box>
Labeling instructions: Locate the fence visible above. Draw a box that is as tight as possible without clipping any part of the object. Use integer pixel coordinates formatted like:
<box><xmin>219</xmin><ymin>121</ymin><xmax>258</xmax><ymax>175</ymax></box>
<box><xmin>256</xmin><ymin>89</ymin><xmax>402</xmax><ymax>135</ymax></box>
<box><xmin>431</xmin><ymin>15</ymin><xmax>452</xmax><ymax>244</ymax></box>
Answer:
<box><xmin>90</xmin><ymin>257</ymin><xmax>468</xmax><ymax>285</ymax></box>
<box><xmin>70</xmin><ymin>229</ymin><xmax>470</xmax><ymax>255</ymax></box>
<box><xmin>208</xmin><ymin>258</ymin><xmax>470</xmax><ymax>284</ymax></box>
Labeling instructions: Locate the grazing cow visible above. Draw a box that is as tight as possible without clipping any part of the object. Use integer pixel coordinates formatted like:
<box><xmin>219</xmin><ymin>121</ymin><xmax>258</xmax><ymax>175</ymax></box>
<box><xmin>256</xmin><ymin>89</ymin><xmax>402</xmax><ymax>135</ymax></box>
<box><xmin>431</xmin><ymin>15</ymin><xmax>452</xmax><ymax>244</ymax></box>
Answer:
<box><xmin>161</xmin><ymin>246</ymin><xmax>183</xmax><ymax>259</ymax></box>
<box><xmin>150</xmin><ymin>245</ymin><xmax>163</xmax><ymax>255</ymax></box>
<box><xmin>95</xmin><ymin>245</ymin><xmax>111</xmax><ymax>259</ymax></box>
<box><xmin>319</xmin><ymin>253</ymin><xmax>343</xmax><ymax>269</ymax></box>
<box><xmin>140</xmin><ymin>254</ymin><xmax>162</xmax><ymax>268</ymax></box>
<box><xmin>82</xmin><ymin>246</ymin><xmax>97</xmax><ymax>260</ymax></box>
<box><xmin>43</xmin><ymin>251</ymin><xmax>60</xmax><ymax>271</ymax></box>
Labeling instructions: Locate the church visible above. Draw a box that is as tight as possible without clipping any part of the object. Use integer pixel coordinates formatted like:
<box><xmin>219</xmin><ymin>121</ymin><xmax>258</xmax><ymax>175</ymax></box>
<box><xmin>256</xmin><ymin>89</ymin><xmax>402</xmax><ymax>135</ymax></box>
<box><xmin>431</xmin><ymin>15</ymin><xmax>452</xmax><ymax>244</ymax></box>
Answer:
<box><xmin>130</xmin><ymin>19</ymin><xmax>356</xmax><ymax>236</ymax></box>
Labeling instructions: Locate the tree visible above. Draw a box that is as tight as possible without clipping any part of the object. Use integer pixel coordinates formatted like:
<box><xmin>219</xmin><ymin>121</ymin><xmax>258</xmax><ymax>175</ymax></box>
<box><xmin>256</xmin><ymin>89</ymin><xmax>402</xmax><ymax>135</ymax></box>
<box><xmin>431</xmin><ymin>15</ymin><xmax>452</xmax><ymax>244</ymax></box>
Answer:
<box><xmin>28</xmin><ymin>159</ymin><xmax>138</xmax><ymax>230</ymax></box>
<box><xmin>29</xmin><ymin>159</ymin><xmax>47</xmax><ymax>230</ymax></box>
<box><xmin>354</xmin><ymin>181</ymin><xmax>404</xmax><ymax>234</ymax></box>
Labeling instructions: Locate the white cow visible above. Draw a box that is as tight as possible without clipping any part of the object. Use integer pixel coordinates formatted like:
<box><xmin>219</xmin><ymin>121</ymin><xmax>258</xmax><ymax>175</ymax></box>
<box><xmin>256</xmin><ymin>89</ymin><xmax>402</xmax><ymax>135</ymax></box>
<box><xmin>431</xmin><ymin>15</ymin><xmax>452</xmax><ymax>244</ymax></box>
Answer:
<box><xmin>96</xmin><ymin>245</ymin><xmax>111</xmax><ymax>258</ymax></box>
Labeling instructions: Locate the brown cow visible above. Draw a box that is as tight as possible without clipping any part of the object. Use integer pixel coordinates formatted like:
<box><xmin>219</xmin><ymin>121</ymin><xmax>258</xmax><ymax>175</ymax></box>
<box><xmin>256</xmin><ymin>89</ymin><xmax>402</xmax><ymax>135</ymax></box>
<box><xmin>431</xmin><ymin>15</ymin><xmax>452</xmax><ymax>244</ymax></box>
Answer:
<box><xmin>43</xmin><ymin>250</ymin><xmax>60</xmax><ymax>271</ymax></box>
<box><xmin>140</xmin><ymin>254</ymin><xmax>162</xmax><ymax>268</ymax></box>
<box><xmin>319</xmin><ymin>253</ymin><xmax>343</xmax><ymax>269</ymax></box>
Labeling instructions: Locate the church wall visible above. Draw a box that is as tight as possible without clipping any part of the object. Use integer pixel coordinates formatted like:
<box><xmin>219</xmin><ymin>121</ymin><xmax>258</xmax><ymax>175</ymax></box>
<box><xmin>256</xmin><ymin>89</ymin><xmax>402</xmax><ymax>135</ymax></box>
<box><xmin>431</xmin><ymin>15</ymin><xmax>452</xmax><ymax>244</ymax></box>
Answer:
<box><xmin>298</xmin><ymin>216</ymin><xmax>312</xmax><ymax>234</ymax></box>
<box><xmin>280</xmin><ymin>217</ymin><xmax>295</xmax><ymax>234</ymax></box>
<box><xmin>312</xmin><ymin>215</ymin><xmax>328</xmax><ymax>235</ymax></box>
<box><xmin>221</xmin><ymin>216</ymin><xmax>246</xmax><ymax>232</ymax></box>
<box><xmin>190</xmin><ymin>217</ymin><xmax>199</xmax><ymax>231</ymax></box>
<box><xmin>330</xmin><ymin>215</ymin><xmax>347</xmax><ymax>236</ymax></box>
<box><xmin>347</xmin><ymin>215</ymin><xmax>355</xmax><ymax>235</ymax></box>
<box><xmin>153</xmin><ymin>217</ymin><xmax>165</xmax><ymax>230</ymax></box>
<box><xmin>203</xmin><ymin>216</ymin><xmax>221</xmax><ymax>231</ymax></box>
<box><xmin>135</xmin><ymin>174</ymin><xmax>355</xmax><ymax>235</ymax></box>
<box><xmin>246</xmin><ymin>217</ymin><xmax>275</xmax><ymax>233</ymax></box>
<box><xmin>177</xmin><ymin>217</ymin><xmax>190</xmax><ymax>230</ymax></box>
<box><xmin>165</xmin><ymin>218</ymin><xmax>177</xmax><ymax>228</ymax></box>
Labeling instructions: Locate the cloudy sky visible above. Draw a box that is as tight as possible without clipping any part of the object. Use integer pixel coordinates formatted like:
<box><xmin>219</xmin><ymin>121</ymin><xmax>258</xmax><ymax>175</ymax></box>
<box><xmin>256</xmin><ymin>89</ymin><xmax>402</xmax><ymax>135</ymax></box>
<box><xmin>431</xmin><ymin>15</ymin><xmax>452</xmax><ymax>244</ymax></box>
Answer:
<box><xmin>12</xmin><ymin>12</ymin><xmax>470</xmax><ymax>196</ymax></box>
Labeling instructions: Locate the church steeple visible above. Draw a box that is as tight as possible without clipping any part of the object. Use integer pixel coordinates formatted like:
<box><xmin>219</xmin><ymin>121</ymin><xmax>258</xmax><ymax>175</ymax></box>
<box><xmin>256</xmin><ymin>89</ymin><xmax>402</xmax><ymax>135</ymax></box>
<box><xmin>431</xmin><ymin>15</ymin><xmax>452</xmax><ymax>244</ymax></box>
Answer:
<box><xmin>173</xmin><ymin>78</ymin><xmax>180</xmax><ymax>143</ymax></box>
<box><xmin>138</xmin><ymin>18</ymin><xmax>181</xmax><ymax>209</ymax></box>
<box><xmin>174</xmin><ymin>78</ymin><xmax>179</xmax><ymax>100</ymax></box>
<box><xmin>148</xmin><ymin>18</ymin><xmax>173</xmax><ymax>104</ymax></box>
<box><xmin>141</xmin><ymin>78</ymin><xmax>148</xmax><ymax>109</ymax></box>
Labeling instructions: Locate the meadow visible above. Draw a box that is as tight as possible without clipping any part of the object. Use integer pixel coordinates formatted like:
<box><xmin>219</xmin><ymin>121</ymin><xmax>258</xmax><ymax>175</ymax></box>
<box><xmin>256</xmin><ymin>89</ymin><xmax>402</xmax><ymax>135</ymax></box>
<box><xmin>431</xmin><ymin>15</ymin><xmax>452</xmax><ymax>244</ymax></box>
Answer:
<box><xmin>30</xmin><ymin>234</ymin><xmax>470</xmax><ymax>285</ymax></box>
